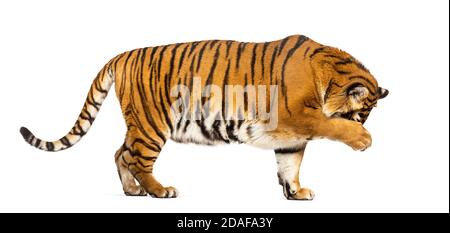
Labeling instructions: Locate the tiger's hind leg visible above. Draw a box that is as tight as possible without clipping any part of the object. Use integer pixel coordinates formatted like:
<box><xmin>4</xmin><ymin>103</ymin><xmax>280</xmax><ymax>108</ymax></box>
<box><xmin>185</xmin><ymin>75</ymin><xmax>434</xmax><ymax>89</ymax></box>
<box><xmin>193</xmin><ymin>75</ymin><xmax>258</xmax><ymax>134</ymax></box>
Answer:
<box><xmin>115</xmin><ymin>145</ymin><xmax>146</xmax><ymax>196</ymax></box>
<box><xmin>118</xmin><ymin>129</ymin><xmax>178</xmax><ymax>198</ymax></box>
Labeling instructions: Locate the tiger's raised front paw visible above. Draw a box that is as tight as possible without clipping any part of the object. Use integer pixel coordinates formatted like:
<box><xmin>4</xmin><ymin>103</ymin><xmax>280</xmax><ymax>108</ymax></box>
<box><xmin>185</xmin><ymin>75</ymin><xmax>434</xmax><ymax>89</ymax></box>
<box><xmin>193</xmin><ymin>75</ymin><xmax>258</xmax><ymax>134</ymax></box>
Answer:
<box><xmin>149</xmin><ymin>186</ymin><xmax>179</xmax><ymax>198</ymax></box>
<box><xmin>343</xmin><ymin>123</ymin><xmax>372</xmax><ymax>151</ymax></box>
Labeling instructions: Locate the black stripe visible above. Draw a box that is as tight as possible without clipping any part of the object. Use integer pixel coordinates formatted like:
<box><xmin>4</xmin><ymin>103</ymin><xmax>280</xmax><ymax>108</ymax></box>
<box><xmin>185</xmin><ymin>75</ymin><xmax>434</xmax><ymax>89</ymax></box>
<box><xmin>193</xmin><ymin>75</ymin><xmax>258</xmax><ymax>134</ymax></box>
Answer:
<box><xmin>194</xmin><ymin>99</ymin><xmax>211</xmax><ymax>140</ymax></box>
<box><xmin>225</xmin><ymin>41</ymin><xmax>233</xmax><ymax>58</ymax></box>
<box><xmin>335</xmin><ymin>58</ymin><xmax>353</xmax><ymax>65</ymax></box>
<box><xmin>163</xmin><ymin>44</ymin><xmax>183</xmax><ymax>132</ymax></box>
<box><xmin>303</xmin><ymin>47</ymin><xmax>310</xmax><ymax>58</ymax></box>
<box><xmin>46</xmin><ymin>142</ymin><xmax>54</xmax><ymax>151</ymax></box>
<box><xmin>284</xmin><ymin>182</ymin><xmax>291</xmax><ymax>198</ymax></box>
<box><xmin>176</xmin><ymin>117</ymin><xmax>184</xmax><ymax>131</ymax></box>
<box><xmin>324</xmin><ymin>54</ymin><xmax>345</xmax><ymax>60</ymax></box>
<box><xmin>167</xmin><ymin>43</ymin><xmax>183</xmax><ymax>83</ymax></box>
<box><xmin>203</xmin><ymin>43</ymin><xmax>221</xmax><ymax>115</ymax></box>
<box><xmin>188</xmin><ymin>66</ymin><xmax>194</xmax><ymax>92</ymax></box>
<box><xmin>176</xmin><ymin>44</ymin><xmax>189</xmax><ymax>76</ymax></box>
<box><xmin>135</xmin><ymin>153</ymin><xmax>158</xmax><ymax>162</ymax></box>
<box><xmin>309</xmin><ymin>47</ymin><xmax>326</xmax><ymax>58</ymax></box>
<box><xmin>204</xmin><ymin>43</ymin><xmax>221</xmax><ymax>87</ymax></box>
<box><xmin>237</xmin><ymin>119</ymin><xmax>244</xmax><ymax>130</ymax></box>
<box><xmin>72</xmin><ymin>120</ymin><xmax>86</xmax><ymax>136</ymax></box>
<box><xmin>119</xmin><ymin>50</ymin><xmax>135</xmax><ymax>101</ymax></box>
<box><xmin>226</xmin><ymin>120</ymin><xmax>239</xmax><ymax>142</ymax></box>
<box><xmin>261</xmin><ymin>42</ymin><xmax>269</xmax><ymax>81</ymax></box>
<box><xmin>304</xmin><ymin>100</ymin><xmax>319</xmax><ymax>110</ymax></box>
<box><xmin>280</xmin><ymin>36</ymin><xmax>309</xmax><ymax>91</ymax></box>
<box><xmin>182</xmin><ymin>120</ymin><xmax>190</xmax><ymax>133</ymax></box>
<box><xmin>246</xmin><ymin>125</ymin><xmax>253</xmax><ymax>139</ymax></box>
<box><xmin>280</xmin><ymin>36</ymin><xmax>309</xmax><ymax>115</ymax></box>
<box><xmin>209</xmin><ymin>40</ymin><xmax>219</xmax><ymax>49</ymax></box>
<box><xmin>86</xmin><ymin>90</ymin><xmax>100</xmax><ymax>111</ymax></box>
<box><xmin>274</xmin><ymin>147</ymin><xmax>302</xmax><ymax>154</ymax></box>
<box><xmin>157</xmin><ymin>46</ymin><xmax>168</xmax><ymax>81</ymax></box>
<box><xmin>243</xmin><ymin>74</ymin><xmax>248</xmax><ymax>113</ymax></box>
<box><xmin>235</xmin><ymin>43</ymin><xmax>245</xmax><ymax>70</ymax></box>
<box><xmin>181</xmin><ymin>70</ymin><xmax>188</xmax><ymax>91</ymax></box>
<box><xmin>132</xmin><ymin>48</ymin><xmax>143</xmax><ymax>103</ymax></box>
<box><xmin>129</xmin><ymin>90</ymin><xmax>166</xmax><ymax>145</ymax></box>
<box><xmin>189</xmin><ymin>54</ymin><xmax>197</xmax><ymax>74</ymax></box>
<box><xmin>148</xmin><ymin>57</ymin><xmax>165</xmax><ymax>126</ymax></box>
<box><xmin>89</xmin><ymin>82</ymin><xmax>103</xmax><ymax>107</ymax></box>
<box><xmin>130</xmin><ymin>138</ymin><xmax>161</xmax><ymax>153</ymax></box>
<box><xmin>138</xmin><ymin>47</ymin><xmax>149</xmax><ymax>104</ymax></box>
<box><xmin>94</xmin><ymin>79</ymin><xmax>107</xmax><ymax>94</ymax></box>
<box><xmin>348</xmin><ymin>76</ymin><xmax>377</xmax><ymax>94</ymax></box>
<box><xmin>336</xmin><ymin>70</ymin><xmax>352</xmax><ymax>75</ymax></box>
<box><xmin>187</xmin><ymin>41</ymin><xmax>200</xmax><ymax>58</ymax></box>
<box><xmin>61</xmin><ymin>137</ymin><xmax>71</xmax><ymax>147</ymax></box>
<box><xmin>196</xmin><ymin>41</ymin><xmax>210</xmax><ymax>73</ymax></box>
<box><xmin>175</xmin><ymin>83</ymin><xmax>188</xmax><ymax>130</ymax></box>
<box><xmin>34</xmin><ymin>138</ymin><xmax>41</xmax><ymax>147</ymax></box>
<box><xmin>130</xmin><ymin>49</ymin><xmax>140</xmax><ymax>102</ymax></box>
<box><xmin>250</xmin><ymin>43</ymin><xmax>257</xmax><ymax>85</ymax></box>
<box><xmin>212</xmin><ymin>120</ymin><xmax>229</xmax><ymax>143</ymax></box>
<box><xmin>159</xmin><ymin>78</ymin><xmax>174</xmax><ymax>133</ymax></box>
<box><xmin>81</xmin><ymin>109</ymin><xmax>94</xmax><ymax>124</ymax></box>
<box><xmin>324</xmin><ymin>79</ymin><xmax>334</xmax><ymax>102</ymax></box>
<box><xmin>180</xmin><ymin>73</ymin><xmax>190</xmax><ymax>123</ymax></box>
<box><xmin>134</xmin><ymin>155</ymin><xmax>154</xmax><ymax>169</ymax></box>
<box><xmin>146</xmin><ymin>47</ymin><xmax>160</xmax><ymax>112</ymax></box>
<box><xmin>269</xmin><ymin>44</ymin><xmax>279</xmax><ymax>85</ymax></box>
<box><xmin>147</xmin><ymin>46</ymin><xmax>159</xmax><ymax>67</ymax></box>
<box><xmin>277</xmin><ymin>37</ymin><xmax>290</xmax><ymax>56</ymax></box>
<box><xmin>331</xmin><ymin>81</ymin><xmax>344</xmax><ymax>88</ymax></box>
<box><xmin>221</xmin><ymin>61</ymin><xmax>231</xmax><ymax>121</ymax></box>
<box><xmin>196</xmin><ymin>119</ymin><xmax>212</xmax><ymax>140</ymax></box>
<box><xmin>111</xmin><ymin>53</ymin><xmax>125</xmax><ymax>76</ymax></box>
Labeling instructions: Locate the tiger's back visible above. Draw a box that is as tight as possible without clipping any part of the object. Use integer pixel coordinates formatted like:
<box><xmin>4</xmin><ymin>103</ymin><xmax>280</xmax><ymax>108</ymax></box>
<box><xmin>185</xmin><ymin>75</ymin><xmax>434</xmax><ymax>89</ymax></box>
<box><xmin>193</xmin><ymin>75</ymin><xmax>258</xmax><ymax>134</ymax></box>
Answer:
<box><xmin>113</xmin><ymin>35</ymin><xmax>313</xmax><ymax>146</ymax></box>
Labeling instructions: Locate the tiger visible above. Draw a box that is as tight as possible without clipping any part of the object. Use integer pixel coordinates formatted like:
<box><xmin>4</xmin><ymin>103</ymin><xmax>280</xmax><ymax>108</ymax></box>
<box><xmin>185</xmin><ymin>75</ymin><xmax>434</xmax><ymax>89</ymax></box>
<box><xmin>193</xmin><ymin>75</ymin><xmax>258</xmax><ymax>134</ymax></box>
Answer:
<box><xmin>20</xmin><ymin>34</ymin><xmax>388</xmax><ymax>200</ymax></box>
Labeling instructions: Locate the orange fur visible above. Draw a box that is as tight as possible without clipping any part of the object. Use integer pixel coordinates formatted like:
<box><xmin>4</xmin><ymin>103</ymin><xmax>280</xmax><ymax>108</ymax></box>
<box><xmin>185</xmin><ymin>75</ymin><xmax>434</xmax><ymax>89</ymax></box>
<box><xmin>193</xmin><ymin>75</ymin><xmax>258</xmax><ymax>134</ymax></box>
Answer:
<box><xmin>20</xmin><ymin>35</ymin><xmax>388</xmax><ymax>199</ymax></box>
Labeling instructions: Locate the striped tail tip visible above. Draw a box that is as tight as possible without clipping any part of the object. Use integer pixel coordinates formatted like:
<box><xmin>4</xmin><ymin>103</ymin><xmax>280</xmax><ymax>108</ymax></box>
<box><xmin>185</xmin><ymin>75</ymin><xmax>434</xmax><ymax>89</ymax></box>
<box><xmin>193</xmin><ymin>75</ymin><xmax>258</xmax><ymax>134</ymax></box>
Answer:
<box><xmin>20</xmin><ymin>126</ymin><xmax>33</xmax><ymax>143</ymax></box>
<box><xmin>20</xmin><ymin>126</ymin><xmax>58</xmax><ymax>152</ymax></box>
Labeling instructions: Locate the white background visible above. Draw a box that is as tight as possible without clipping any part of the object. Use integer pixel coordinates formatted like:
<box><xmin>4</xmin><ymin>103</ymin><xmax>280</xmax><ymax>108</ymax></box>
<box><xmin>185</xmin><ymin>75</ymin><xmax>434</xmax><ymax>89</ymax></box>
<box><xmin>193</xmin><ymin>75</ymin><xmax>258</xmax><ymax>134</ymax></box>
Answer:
<box><xmin>0</xmin><ymin>0</ymin><xmax>448</xmax><ymax>213</ymax></box>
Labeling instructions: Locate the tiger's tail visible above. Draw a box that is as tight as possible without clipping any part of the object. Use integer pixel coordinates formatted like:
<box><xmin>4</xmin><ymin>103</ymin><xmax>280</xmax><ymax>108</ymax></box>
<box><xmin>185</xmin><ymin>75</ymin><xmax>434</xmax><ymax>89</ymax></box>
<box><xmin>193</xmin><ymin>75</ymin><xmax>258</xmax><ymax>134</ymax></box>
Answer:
<box><xmin>20</xmin><ymin>59</ymin><xmax>117</xmax><ymax>152</ymax></box>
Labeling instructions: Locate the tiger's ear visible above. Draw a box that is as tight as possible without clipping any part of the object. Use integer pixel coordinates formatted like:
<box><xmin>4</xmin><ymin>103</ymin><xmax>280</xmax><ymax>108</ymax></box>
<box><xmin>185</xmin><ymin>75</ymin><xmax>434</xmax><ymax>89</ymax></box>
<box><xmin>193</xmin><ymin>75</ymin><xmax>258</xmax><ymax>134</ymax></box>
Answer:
<box><xmin>378</xmin><ymin>87</ymin><xmax>389</xmax><ymax>99</ymax></box>
<box><xmin>347</xmin><ymin>83</ymin><xmax>369</xmax><ymax>102</ymax></box>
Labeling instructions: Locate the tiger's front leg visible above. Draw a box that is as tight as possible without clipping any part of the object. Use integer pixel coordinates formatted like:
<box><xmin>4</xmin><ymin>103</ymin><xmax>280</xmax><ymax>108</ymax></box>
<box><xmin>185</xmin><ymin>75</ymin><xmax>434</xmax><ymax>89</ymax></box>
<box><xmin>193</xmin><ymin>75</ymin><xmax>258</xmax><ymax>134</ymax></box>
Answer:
<box><xmin>299</xmin><ymin>108</ymin><xmax>373</xmax><ymax>151</ymax></box>
<box><xmin>275</xmin><ymin>143</ymin><xmax>315</xmax><ymax>200</ymax></box>
<box><xmin>317</xmin><ymin>118</ymin><xmax>372</xmax><ymax>151</ymax></box>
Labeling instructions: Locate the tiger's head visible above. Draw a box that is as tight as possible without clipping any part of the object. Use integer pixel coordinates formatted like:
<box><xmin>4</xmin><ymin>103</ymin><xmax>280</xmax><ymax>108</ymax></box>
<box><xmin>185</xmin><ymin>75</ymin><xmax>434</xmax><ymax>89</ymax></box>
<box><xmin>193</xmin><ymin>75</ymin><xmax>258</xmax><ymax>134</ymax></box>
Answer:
<box><xmin>310</xmin><ymin>46</ymin><xmax>389</xmax><ymax>124</ymax></box>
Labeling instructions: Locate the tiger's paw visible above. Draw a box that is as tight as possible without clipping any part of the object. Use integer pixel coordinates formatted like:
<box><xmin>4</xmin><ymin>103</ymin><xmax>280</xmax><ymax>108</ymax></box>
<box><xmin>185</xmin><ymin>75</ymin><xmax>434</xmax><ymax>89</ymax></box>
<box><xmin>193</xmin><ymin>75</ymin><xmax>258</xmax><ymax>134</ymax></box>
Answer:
<box><xmin>291</xmin><ymin>188</ymin><xmax>315</xmax><ymax>200</ymax></box>
<box><xmin>343</xmin><ymin>123</ymin><xmax>372</xmax><ymax>151</ymax></box>
<box><xmin>124</xmin><ymin>186</ymin><xmax>147</xmax><ymax>196</ymax></box>
<box><xmin>284</xmin><ymin>184</ymin><xmax>315</xmax><ymax>200</ymax></box>
<box><xmin>149</xmin><ymin>186</ymin><xmax>179</xmax><ymax>198</ymax></box>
